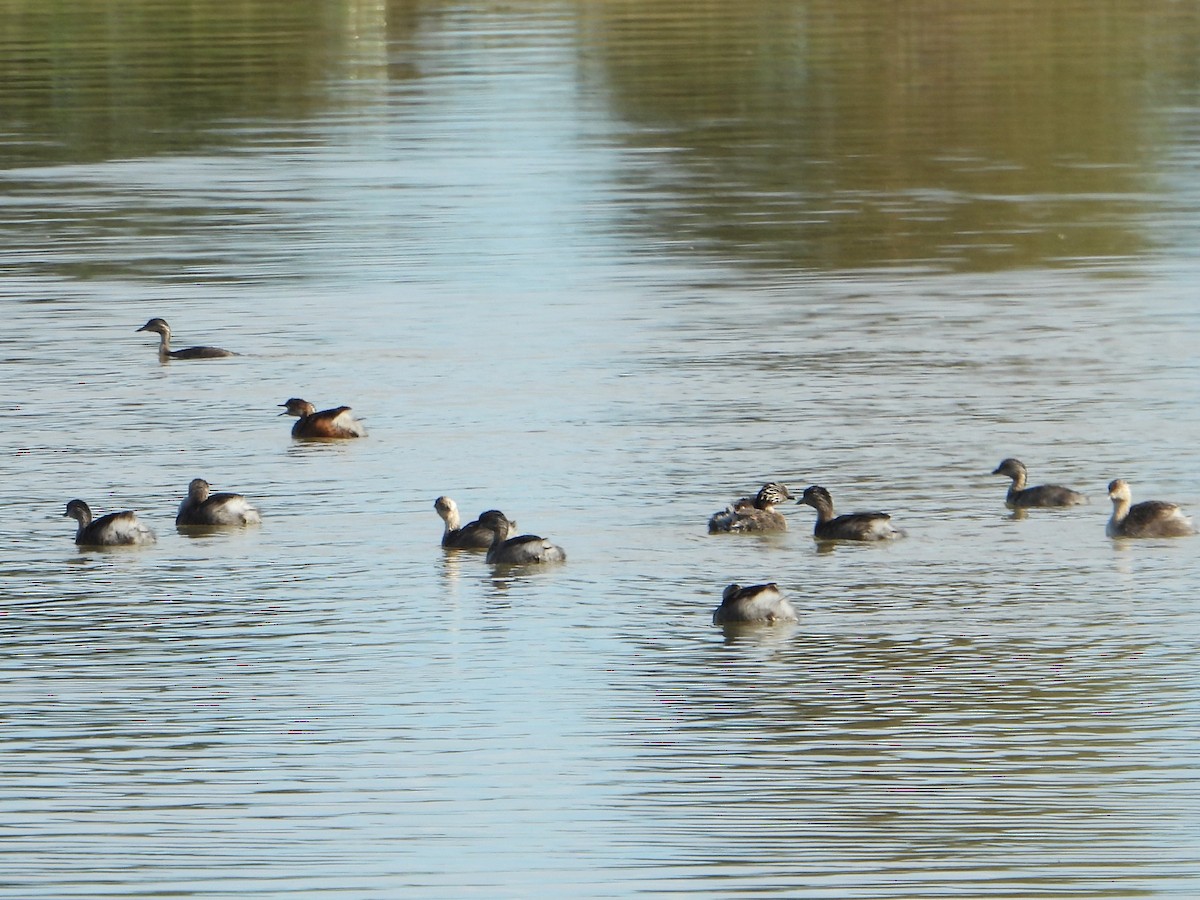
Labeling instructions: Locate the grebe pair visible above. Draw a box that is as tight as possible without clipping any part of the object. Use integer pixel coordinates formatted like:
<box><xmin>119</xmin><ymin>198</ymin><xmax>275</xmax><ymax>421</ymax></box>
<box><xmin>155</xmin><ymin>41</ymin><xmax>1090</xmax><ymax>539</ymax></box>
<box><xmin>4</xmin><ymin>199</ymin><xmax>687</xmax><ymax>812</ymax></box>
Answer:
<box><xmin>64</xmin><ymin>479</ymin><xmax>261</xmax><ymax>546</ymax></box>
<box><xmin>709</xmin><ymin>481</ymin><xmax>902</xmax><ymax>542</ymax></box>
<box><xmin>992</xmin><ymin>459</ymin><xmax>1193</xmax><ymax>537</ymax></box>
<box><xmin>434</xmin><ymin>499</ymin><xmax>565</xmax><ymax>564</ymax></box>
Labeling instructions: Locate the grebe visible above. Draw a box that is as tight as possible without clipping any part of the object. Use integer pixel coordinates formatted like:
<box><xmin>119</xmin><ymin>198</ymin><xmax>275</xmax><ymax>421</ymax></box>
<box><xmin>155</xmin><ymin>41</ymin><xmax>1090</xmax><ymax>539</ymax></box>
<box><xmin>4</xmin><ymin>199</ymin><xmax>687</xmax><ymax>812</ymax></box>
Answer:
<box><xmin>478</xmin><ymin>511</ymin><xmax>566</xmax><ymax>565</ymax></box>
<box><xmin>708</xmin><ymin>482</ymin><xmax>794</xmax><ymax>533</ymax></box>
<box><xmin>136</xmin><ymin>318</ymin><xmax>234</xmax><ymax>360</ymax></box>
<box><xmin>63</xmin><ymin>499</ymin><xmax>156</xmax><ymax>546</ymax></box>
<box><xmin>712</xmin><ymin>583</ymin><xmax>797</xmax><ymax>625</ymax></box>
<box><xmin>176</xmin><ymin>478</ymin><xmax>262</xmax><ymax>527</ymax></box>
<box><xmin>1106</xmin><ymin>479</ymin><xmax>1195</xmax><ymax>538</ymax></box>
<box><xmin>435</xmin><ymin>497</ymin><xmax>512</xmax><ymax>549</ymax></box>
<box><xmin>797</xmin><ymin>485</ymin><xmax>902</xmax><ymax>541</ymax></box>
<box><xmin>992</xmin><ymin>458</ymin><xmax>1087</xmax><ymax>508</ymax></box>
<box><xmin>279</xmin><ymin>398</ymin><xmax>367</xmax><ymax>439</ymax></box>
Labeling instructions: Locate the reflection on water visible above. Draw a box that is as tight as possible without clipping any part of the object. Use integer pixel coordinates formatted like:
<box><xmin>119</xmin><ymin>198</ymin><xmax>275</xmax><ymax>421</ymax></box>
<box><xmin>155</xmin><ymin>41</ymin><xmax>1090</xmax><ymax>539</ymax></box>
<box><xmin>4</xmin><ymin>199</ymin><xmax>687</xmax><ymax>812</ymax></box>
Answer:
<box><xmin>1</xmin><ymin>0</ymin><xmax>1199</xmax><ymax>897</ymax></box>
<box><xmin>614</xmin><ymin>621</ymin><xmax>1190</xmax><ymax>893</ymax></box>
<box><xmin>586</xmin><ymin>0</ymin><xmax>1198</xmax><ymax>271</ymax></box>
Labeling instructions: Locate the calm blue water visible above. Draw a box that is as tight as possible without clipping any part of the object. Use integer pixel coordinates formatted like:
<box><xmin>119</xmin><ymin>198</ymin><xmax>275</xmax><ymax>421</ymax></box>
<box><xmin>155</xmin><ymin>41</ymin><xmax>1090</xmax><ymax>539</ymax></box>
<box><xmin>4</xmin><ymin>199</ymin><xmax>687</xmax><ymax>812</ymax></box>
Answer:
<box><xmin>1</xmin><ymin>2</ymin><xmax>1199</xmax><ymax>897</ymax></box>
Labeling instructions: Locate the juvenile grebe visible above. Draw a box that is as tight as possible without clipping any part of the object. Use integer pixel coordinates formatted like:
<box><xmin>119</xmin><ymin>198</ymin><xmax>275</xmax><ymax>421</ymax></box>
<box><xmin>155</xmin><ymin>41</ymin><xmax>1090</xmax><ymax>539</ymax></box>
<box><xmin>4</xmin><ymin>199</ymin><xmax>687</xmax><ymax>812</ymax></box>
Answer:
<box><xmin>279</xmin><ymin>398</ymin><xmax>367</xmax><ymax>439</ymax></box>
<box><xmin>136</xmin><ymin>318</ymin><xmax>234</xmax><ymax>360</ymax></box>
<box><xmin>434</xmin><ymin>497</ymin><xmax>513</xmax><ymax>549</ymax></box>
<box><xmin>1106</xmin><ymin>479</ymin><xmax>1195</xmax><ymax>538</ymax></box>
<box><xmin>797</xmin><ymin>485</ymin><xmax>902</xmax><ymax>541</ymax></box>
<box><xmin>63</xmin><ymin>499</ymin><xmax>156</xmax><ymax>546</ymax></box>
<box><xmin>992</xmin><ymin>458</ymin><xmax>1087</xmax><ymax>508</ymax></box>
<box><xmin>712</xmin><ymin>583</ymin><xmax>797</xmax><ymax>625</ymax></box>
<box><xmin>478</xmin><ymin>510</ymin><xmax>566</xmax><ymax>565</ymax></box>
<box><xmin>708</xmin><ymin>482</ymin><xmax>794</xmax><ymax>533</ymax></box>
<box><xmin>176</xmin><ymin>478</ymin><xmax>262</xmax><ymax>527</ymax></box>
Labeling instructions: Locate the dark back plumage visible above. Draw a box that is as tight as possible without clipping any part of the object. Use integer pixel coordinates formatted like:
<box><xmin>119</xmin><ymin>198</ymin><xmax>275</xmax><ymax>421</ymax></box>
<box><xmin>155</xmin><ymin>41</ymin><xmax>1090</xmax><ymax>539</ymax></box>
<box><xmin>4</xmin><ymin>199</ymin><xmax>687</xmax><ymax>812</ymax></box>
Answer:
<box><xmin>992</xmin><ymin>458</ymin><xmax>1087</xmax><ymax>508</ymax></box>
<box><xmin>480</xmin><ymin>510</ymin><xmax>566</xmax><ymax>564</ymax></box>
<box><xmin>137</xmin><ymin>317</ymin><xmax>234</xmax><ymax>359</ymax></box>
<box><xmin>280</xmin><ymin>398</ymin><xmax>366</xmax><ymax>439</ymax></box>
<box><xmin>176</xmin><ymin>478</ymin><xmax>261</xmax><ymax>527</ymax></box>
<box><xmin>64</xmin><ymin>499</ymin><xmax>156</xmax><ymax>546</ymax></box>
<box><xmin>798</xmin><ymin>485</ymin><xmax>901</xmax><ymax>542</ymax></box>
<box><xmin>435</xmin><ymin>497</ymin><xmax>511</xmax><ymax>549</ymax></box>
<box><xmin>1107</xmin><ymin>478</ymin><xmax>1194</xmax><ymax>538</ymax></box>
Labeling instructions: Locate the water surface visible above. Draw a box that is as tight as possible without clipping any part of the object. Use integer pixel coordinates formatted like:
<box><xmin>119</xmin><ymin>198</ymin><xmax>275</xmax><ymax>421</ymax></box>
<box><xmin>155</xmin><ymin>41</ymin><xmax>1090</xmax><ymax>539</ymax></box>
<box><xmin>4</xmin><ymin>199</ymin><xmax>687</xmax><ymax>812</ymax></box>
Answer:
<box><xmin>1</xmin><ymin>1</ymin><xmax>1199</xmax><ymax>897</ymax></box>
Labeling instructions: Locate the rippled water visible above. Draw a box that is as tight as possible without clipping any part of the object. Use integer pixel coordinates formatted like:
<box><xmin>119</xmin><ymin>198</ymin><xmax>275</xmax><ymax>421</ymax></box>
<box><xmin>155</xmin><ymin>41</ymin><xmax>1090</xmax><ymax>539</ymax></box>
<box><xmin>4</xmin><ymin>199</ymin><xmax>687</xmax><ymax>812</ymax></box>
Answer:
<box><xmin>2</xmin><ymin>1</ymin><xmax>1199</xmax><ymax>897</ymax></box>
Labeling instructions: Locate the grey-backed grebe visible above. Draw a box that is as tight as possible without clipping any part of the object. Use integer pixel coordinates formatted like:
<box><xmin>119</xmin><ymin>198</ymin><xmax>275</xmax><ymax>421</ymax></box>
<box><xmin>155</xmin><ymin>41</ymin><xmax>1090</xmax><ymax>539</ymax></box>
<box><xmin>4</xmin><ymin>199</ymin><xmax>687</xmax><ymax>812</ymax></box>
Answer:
<box><xmin>992</xmin><ymin>458</ymin><xmax>1087</xmax><ymax>508</ymax></box>
<box><xmin>797</xmin><ymin>485</ymin><xmax>902</xmax><ymax>541</ymax></box>
<box><xmin>137</xmin><ymin>318</ymin><xmax>235</xmax><ymax>360</ymax></box>
<box><xmin>63</xmin><ymin>499</ymin><xmax>156</xmax><ymax>546</ymax></box>
<box><xmin>434</xmin><ymin>497</ymin><xmax>512</xmax><ymax>549</ymax></box>
<box><xmin>712</xmin><ymin>583</ymin><xmax>797</xmax><ymax>625</ymax></box>
<box><xmin>176</xmin><ymin>478</ymin><xmax>262</xmax><ymax>527</ymax></box>
<box><xmin>478</xmin><ymin>510</ymin><xmax>566</xmax><ymax>564</ymax></box>
<box><xmin>708</xmin><ymin>482</ymin><xmax>794</xmax><ymax>533</ymax></box>
<box><xmin>1106</xmin><ymin>479</ymin><xmax>1195</xmax><ymax>538</ymax></box>
<box><xmin>279</xmin><ymin>398</ymin><xmax>367</xmax><ymax>439</ymax></box>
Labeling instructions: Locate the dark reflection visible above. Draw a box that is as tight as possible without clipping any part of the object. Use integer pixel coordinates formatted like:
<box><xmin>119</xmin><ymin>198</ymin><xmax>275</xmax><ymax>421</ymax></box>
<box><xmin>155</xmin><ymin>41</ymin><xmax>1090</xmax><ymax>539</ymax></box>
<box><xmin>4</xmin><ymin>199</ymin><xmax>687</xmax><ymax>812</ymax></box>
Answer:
<box><xmin>582</xmin><ymin>0</ymin><xmax>1200</xmax><ymax>272</ymax></box>
<box><xmin>0</xmin><ymin>0</ymin><xmax>432</xmax><ymax>168</ymax></box>
<box><xmin>0</xmin><ymin>0</ymin><xmax>456</xmax><ymax>287</ymax></box>
<box><xmin>175</xmin><ymin>524</ymin><xmax>259</xmax><ymax>539</ymax></box>
<box><xmin>612</xmin><ymin>625</ymin><xmax>1169</xmax><ymax>889</ymax></box>
<box><xmin>6</xmin><ymin>0</ymin><xmax>1197</xmax><ymax>277</ymax></box>
<box><xmin>2</xmin><ymin>1</ymin><xmax>318</xmax><ymax>166</ymax></box>
<box><xmin>716</xmin><ymin>620</ymin><xmax>799</xmax><ymax>645</ymax></box>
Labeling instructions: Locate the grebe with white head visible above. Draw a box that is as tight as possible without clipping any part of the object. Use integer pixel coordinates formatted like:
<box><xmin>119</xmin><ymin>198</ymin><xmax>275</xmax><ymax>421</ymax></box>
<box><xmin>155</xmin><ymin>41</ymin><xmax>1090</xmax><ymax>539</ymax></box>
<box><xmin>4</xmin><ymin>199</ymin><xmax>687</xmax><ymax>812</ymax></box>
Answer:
<box><xmin>1106</xmin><ymin>479</ymin><xmax>1194</xmax><ymax>538</ymax></box>
<box><xmin>435</xmin><ymin>497</ymin><xmax>513</xmax><ymax>549</ymax></box>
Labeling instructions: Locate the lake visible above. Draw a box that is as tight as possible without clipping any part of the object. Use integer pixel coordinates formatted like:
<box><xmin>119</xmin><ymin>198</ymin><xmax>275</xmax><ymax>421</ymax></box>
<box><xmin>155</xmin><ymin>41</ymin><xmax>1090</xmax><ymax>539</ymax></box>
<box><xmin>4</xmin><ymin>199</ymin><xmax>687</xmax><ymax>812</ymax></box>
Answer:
<box><xmin>1</xmin><ymin>1</ymin><xmax>1198</xmax><ymax>897</ymax></box>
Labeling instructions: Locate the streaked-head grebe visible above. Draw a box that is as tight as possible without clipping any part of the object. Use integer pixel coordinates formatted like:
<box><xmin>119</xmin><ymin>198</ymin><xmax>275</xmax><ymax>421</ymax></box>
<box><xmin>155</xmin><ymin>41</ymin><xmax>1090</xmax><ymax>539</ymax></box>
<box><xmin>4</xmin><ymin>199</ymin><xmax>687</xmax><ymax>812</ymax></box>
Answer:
<box><xmin>176</xmin><ymin>478</ymin><xmax>262</xmax><ymax>527</ymax></box>
<box><xmin>992</xmin><ymin>458</ymin><xmax>1087</xmax><ymax>508</ymax></box>
<box><xmin>63</xmin><ymin>499</ymin><xmax>156</xmax><ymax>546</ymax></box>
<box><xmin>478</xmin><ymin>510</ymin><xmax>566</xmax><ymax>565</ymax></box>
<box><xmin>708</xmin><ymin>482</ymin><xmax>794</xmax><ymax>533</ymax></box>
<box><xmin>434</xmin><ymin>496</ymin><xmax>513</xmax><ymax>549</ymax></box>
<box><xmin>1106</xmin><ymin>478</ymin><xmax>1195</xmax><ymax>538</ymax></box>
<box><xmin>137</xmin><ymin>318</ymin><xmax>234</xmax><ymax>360</ymax></box>
<box><xmin>797</xmin><ymin>485</ymin><xmax>902</xmax><ymax>541</ymax></box>
<box><xmin>712</xmin><ymin>582</ymin><xmax>797</xmax><ymax>625</ymax></box>
<box><xmin>279</xmin><ymin>398</ymin><xmax>367</xmax><ymax>439</ymax></box>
